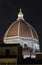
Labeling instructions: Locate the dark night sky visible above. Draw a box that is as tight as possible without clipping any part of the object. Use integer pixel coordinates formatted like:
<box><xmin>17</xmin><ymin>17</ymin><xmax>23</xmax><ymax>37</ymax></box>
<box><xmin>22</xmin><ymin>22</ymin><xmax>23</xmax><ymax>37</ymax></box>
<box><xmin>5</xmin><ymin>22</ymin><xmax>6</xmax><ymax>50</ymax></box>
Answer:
<box><xmin>0</xmin><ymin>0</ymin><xmax>42</xmax><ymax>51</ymax></box>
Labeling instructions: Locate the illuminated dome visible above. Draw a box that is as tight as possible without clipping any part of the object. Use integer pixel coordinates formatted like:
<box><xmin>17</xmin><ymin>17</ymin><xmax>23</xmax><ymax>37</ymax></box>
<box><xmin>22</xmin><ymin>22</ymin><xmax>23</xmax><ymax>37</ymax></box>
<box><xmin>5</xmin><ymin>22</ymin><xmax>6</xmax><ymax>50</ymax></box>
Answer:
<box><xmin>3</xmin><ymin>9</ymin><xmax>40</xmax><ymax>53</ymax></box>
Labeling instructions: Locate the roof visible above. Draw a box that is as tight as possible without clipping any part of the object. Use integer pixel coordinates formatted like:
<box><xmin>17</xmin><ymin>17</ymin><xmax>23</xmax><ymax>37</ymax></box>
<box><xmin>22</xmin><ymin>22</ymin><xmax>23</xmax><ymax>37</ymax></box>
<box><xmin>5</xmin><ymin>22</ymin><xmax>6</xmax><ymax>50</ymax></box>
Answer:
<box><xmin>3</xmin><ymin>9</ymin><xmax>39</xmax><ymax>41</ymax></box>
<box><xmin>3</xmin><ymin>9</ymin><xmax>38</xmax><ymax>39</ymax></box>
<box><xmin>4</xmin><ymin>19</ymin><xmax>38</xmax><ymax>39</ymax></box>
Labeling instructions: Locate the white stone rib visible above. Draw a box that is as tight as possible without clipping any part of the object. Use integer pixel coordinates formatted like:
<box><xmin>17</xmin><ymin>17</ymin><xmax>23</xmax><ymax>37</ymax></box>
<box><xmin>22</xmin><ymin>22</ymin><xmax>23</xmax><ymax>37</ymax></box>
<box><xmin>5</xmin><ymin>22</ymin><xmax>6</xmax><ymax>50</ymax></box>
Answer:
<box><xmin>18</xmin><ymin>21</ymin><xmax>20</xmax><ymax>36</ymax></box>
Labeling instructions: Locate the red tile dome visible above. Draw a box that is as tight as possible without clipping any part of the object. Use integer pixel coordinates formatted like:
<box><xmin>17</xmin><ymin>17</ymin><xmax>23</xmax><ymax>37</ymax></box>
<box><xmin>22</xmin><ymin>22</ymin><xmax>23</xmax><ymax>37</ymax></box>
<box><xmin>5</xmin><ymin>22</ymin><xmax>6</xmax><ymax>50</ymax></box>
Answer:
<box><xmin>3</xmin><ymin>9</ymin><xmax>40</xmax><ymax>52</ymax></box>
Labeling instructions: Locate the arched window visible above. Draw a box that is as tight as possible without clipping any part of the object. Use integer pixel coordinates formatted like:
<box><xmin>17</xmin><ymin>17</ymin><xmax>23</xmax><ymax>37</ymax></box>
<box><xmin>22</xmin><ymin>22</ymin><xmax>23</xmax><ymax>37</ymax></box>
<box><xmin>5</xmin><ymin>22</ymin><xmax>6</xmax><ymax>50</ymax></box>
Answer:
<box><xmin>24</xmin><ymin>44</ymin><xmax>27</xmax><ymax>48</ymax></box>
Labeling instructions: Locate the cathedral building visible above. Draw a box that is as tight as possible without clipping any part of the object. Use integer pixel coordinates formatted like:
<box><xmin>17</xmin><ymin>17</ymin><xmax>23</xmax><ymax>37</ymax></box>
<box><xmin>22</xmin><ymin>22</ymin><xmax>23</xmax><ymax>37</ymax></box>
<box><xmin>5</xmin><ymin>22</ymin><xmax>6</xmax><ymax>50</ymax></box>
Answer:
<box><xmin>3</xmin><ymin>9</ymin><xmax>40</xmax><ymax>58</ymax></box>
<box><xmin>0</xmin><ymin>9</ymin><xmax>41</xmax><ymax>64</ymax></box>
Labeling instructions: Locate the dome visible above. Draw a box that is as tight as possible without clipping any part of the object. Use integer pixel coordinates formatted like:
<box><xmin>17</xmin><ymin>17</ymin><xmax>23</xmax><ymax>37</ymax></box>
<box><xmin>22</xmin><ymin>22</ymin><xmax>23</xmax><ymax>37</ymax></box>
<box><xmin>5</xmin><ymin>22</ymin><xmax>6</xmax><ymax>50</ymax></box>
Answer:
<box><xmin>3</xmin><ymin>9</ymin><xmax>40</xmax><ymax>52</ymax></box>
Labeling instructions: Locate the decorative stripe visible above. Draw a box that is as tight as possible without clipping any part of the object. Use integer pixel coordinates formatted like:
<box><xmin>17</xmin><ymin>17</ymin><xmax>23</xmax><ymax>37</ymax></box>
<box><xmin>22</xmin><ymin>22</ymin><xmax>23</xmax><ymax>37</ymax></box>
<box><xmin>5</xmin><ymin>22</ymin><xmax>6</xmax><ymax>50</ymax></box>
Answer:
<box><xmin>3</xmin><ymin>36</ymin><xmax>40</xmax><ymax>51</ymax></box>
<box><xmin>4</xmin><ymin>36</ymin><xmax>38</xmax><ymax>41</ymax></box>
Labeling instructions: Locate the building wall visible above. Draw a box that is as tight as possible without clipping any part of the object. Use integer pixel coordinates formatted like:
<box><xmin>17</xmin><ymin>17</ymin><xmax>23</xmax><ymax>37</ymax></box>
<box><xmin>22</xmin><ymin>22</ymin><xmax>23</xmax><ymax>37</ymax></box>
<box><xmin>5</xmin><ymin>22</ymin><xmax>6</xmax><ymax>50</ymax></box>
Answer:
<box><xmin>0</xmin><ymin>45</ymin><xmax>20</xmax><ymax>57</ymax></box>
